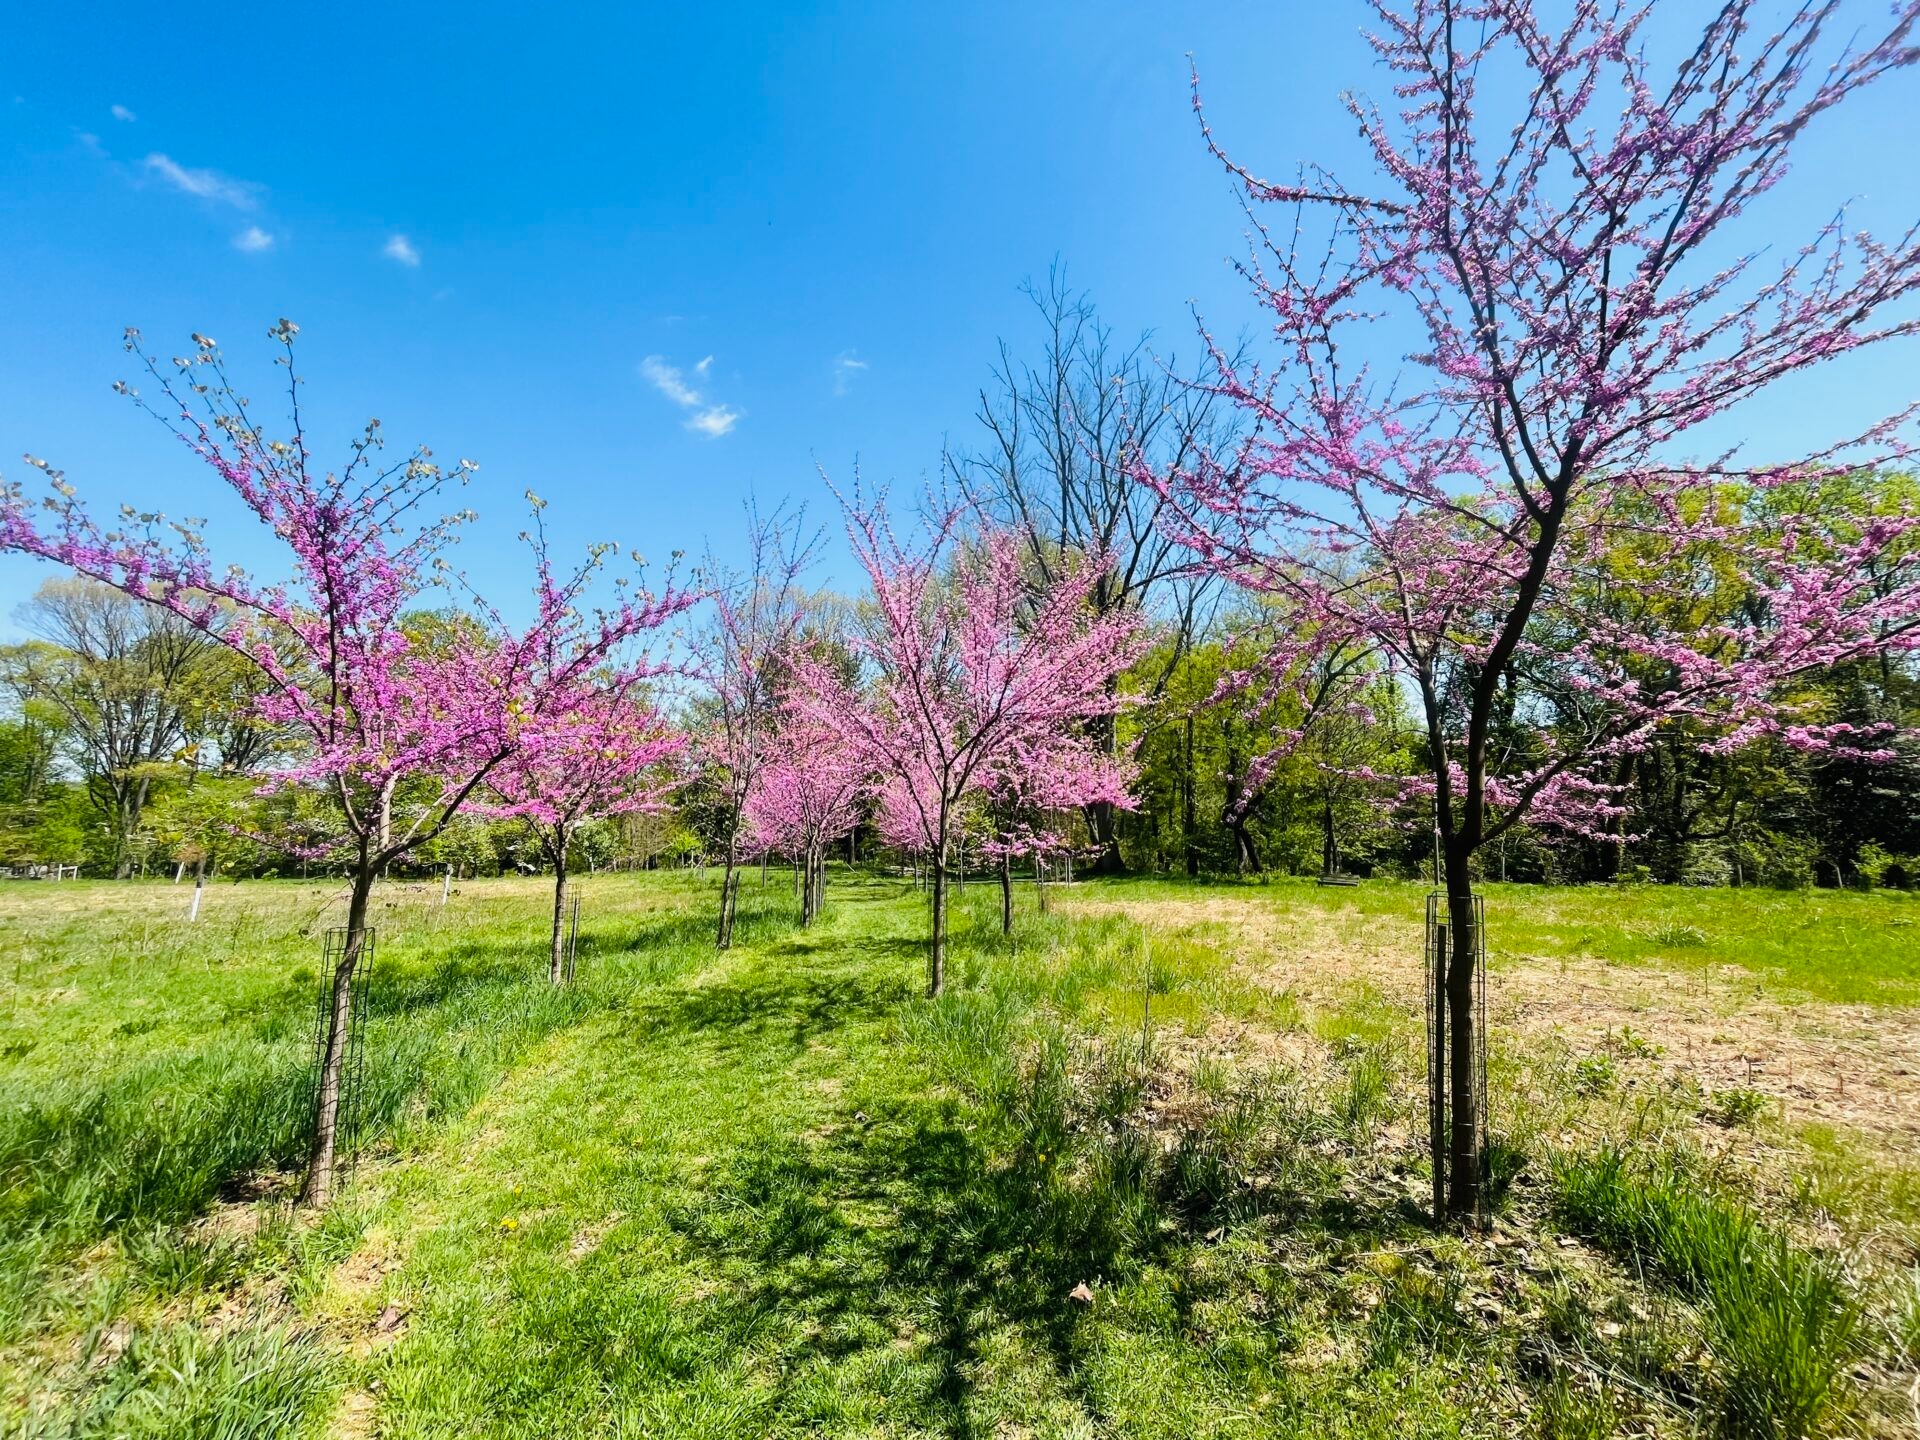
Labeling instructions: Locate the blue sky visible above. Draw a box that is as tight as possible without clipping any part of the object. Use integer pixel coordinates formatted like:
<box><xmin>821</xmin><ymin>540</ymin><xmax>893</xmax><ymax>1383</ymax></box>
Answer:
<box><xmin>3</xmin><ymin>2</ymin><xmax>1917</xmax><ymax>636</ymax></box>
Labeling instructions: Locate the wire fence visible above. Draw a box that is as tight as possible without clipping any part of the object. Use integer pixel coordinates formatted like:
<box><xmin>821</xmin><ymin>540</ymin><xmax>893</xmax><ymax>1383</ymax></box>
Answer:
<box><xmin>307</xmin><ymin>926</ymin><xmax>375</xmax><ymax>1191</ymax></box>
<box><xmin>1425</xmin><ymin>891</ymin><xmax>1488</xmax><ymax>1226</ymax></box>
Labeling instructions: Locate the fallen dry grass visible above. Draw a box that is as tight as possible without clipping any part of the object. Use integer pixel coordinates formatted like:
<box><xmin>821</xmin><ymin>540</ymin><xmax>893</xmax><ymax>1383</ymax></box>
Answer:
<box><xmin>1060</xmin><ymin>890</ymin><xmax>1920</xmax><ymax>1155</ymax></box>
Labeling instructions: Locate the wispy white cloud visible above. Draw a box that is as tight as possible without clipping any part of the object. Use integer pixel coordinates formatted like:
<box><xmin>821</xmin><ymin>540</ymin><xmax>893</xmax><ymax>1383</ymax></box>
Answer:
<box><xmin>76</xmin><ymin>131</ymin><xmax>106</xmax><ymax>158</ymax></box>
<box><xmin>640</xmin><ymin>355</ymin><xmax>702</xmax><ymax>407</ymax></box>
<box><xmin>234</xmin><ymin>226</ymin><xmax>274</xmax><ymax>253</ymax></box>
<box><xmin>832</xmin><ymin>351</ymin><xmax>869</xmax><ymax>397</ymax></box>
<box><xmin>110</xmin><ymin>104</ymin><xmax>136</xmax><ymax>122</ymax></box>
<box><xmin>640</xmin><ymin>355</ymin><xmax>741</xmax><ymax>437</ymax></box>
<box><xmin>142</xmin><ymin>152</ymin><xmax>260</xmax><ymax>210</ymax></box>
<box><xmin>686</xmin><ymin>405</ymin><xmax>741</xmax><ymax>438</ymax></box>
<box><xmin>383</xmin><ymin>234</ymin><xmax>421</xmax><ymax>267</ymax></box>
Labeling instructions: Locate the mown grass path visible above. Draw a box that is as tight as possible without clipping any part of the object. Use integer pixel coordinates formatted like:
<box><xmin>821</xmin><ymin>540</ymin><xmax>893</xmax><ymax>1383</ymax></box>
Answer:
<box><xmin>330</xmin><ymin>873</ymin><xmax>1458</xmax><ymax>1440</ymax></box>
<box><xmin>341</xmin><ymin>879</ymin><xmax>930</xmax><ymax>1436</ymax></box>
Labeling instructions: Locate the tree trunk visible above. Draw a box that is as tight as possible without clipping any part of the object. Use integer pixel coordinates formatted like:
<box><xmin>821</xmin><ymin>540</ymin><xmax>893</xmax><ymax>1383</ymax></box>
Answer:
<box><xmin>298</xmin><ymin>863</ymin><xmax>375</xmax><ymax>1209</ymax></box>
<box><xmin>114</xmin><ymin>776</ymin><xmax>151</xmax><ymax>880</ymax></box>
<box><xmin>548</xmin><ymin>842</ymin><xmax>570</xmax><ymax>984</ymax></box>
<box><xmin>929</xmin><ymin>854</ymin><xmax>947</xmax><ymax>996</ymax></box>
<box><xmin>800</xmin><ymin>846</ymin><xmax>820</xmax><ymax>927</ymax></box>
<box><xmin>1183</xmin><ymin>714</ymin><xmax>1199</xmax><ymax>878</ymax></box>
<box><xmin>1441</xmin><ymin>836</ymin><xmax>1481</xmax><ymax>1221</ymax></box>
<box><xmin>1232</xmin><ymin>821</ymin><xmax>1260</xmax><ymax>875</ymax></box>
<box><xmin>1035</xmin><ymin>857</ymin><xmax>1048</xmax><ymax>913</ymax></box>
<box><xmin>1085</xmin><ymin>800</ymin><xmax>1125</xmax><ymax>875</ymax></box>
<box><xmin>1000</xmin><ymin>852</ymin><xmax>1013</xmax><ymax>935</ymax></box>
<box><xmin>1085</xmin><ymin>712</ymin><xmax>1126</xmax><ymax>875</ymax></box>
<box><xmin>716</xmin><ymin>845</ymin><xmax>741</xmax><ymax>949</ymax></box>
<box><xmin>1322</xmin><ymin>799</ymin><xmax>1338</xmax><ymax>878</ymax></box>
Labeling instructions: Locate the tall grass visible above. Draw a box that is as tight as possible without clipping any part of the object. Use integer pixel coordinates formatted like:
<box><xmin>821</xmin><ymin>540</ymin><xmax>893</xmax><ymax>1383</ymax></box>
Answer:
<box><xmin>21</xmin><ymin>1321</ymin><xmax>331</xmax><ymax>1440</ymax></box>
<box><xmin>0</xmin><ymin>971</ymin><xmax>599</xmax><ymax>1250</ymax></box>
<box><xmin>1553</xmin><ymin>1147</ymin><xmax>1863</xmax><ymax>1438</ymax></box>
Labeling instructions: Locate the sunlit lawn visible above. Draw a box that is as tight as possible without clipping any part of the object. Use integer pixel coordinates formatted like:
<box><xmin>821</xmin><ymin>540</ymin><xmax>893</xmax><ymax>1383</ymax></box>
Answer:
<box><xmin>3</xmin><ymin>869</ymin><xmax>1916</xmax><ymax>1437</ymax></box>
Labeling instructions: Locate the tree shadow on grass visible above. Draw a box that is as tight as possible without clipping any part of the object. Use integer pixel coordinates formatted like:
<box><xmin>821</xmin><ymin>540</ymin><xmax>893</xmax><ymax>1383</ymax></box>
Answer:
<box><xmin>665</xmin><ymin>1071</ymin><xmax>1428</xmax><ymax>1438</ymax></box>
<box><xmin>625</xmin><ymin>946</ymin><xmax>920</xmax><ymax>1058</ymax></box>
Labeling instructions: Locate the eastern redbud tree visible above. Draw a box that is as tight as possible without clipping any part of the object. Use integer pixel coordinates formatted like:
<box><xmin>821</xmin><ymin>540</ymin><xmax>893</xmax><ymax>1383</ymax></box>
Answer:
<box><xmin>743</xmin><ymin>713</ymin><xmax>865</xmax><ymax>926</ymax></box>
<box><xmin>791</xmin><ymin>494</ymin><xmax>1143</xmax><ymax>994</ymax></box>
<box><xmin>0</xmin><ymin>324</ymin><xmax>690</xmax><ymax>1206</ymax></box>
<box><xmin>488</xmin><ymin>682</ymin><xmax>684</xmax><ymax>981</ymax></box>
<box><xmin>693</xmin><ymin>507</ymin><xmax>816</xmax><ymax>949</ymax></box>
<box><xmin>978</xmin><ymin>730</ymin><xmax>1135</xmax><ymax>935</ymax></box>
<box><xmin>1155</xmin><ymin>2</ymin><xmax>1920</xmax><ymax>1217</ymax></box>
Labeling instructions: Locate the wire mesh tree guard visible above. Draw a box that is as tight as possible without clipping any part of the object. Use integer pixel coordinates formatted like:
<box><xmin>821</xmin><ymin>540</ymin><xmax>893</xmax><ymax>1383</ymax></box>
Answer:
<box><xmin>308</xmin><ymin>927</ymin><xmax>375</xmax><ymax>1192</ymax></box>
<box><xmin>562</xmin><ymin>891</ymin><xmax>582</xmax><ymax>984</ymax></box>
<box><xmin>1424</xmin><ymin>890</ymin><xmax>1488</xmax><ymax>1227</ymax></box>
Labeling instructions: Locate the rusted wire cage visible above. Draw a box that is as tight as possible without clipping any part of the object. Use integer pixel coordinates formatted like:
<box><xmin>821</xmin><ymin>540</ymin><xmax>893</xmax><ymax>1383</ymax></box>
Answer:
<box><xmin>1424</xmin><ymin>892</ymin><xmax>1488</xmax><ymax>1226</ymax></box>
<box><xmin>309</xmin><ymin>927</ymin><xmax>375</xmax><ymax>1190</ymax></box>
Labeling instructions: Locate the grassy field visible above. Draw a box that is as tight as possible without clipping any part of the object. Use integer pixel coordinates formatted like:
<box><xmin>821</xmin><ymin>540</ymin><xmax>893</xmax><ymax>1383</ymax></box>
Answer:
<box><xmin>1</xmin><ymin>868</ymin><xmax>1916</xmax><ymax>1437</ymax></box>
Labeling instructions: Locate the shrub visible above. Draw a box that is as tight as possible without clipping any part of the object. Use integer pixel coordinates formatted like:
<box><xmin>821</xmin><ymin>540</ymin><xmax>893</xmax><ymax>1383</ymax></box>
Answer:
<box><xmin>1734</xmin><ymin>832</ymin><xmax>1820</xmax><ymax>891</ymax></box>
<box><xmin>1856</xmin><ymin>843</ymin><xmax>1918</xmax><ymax>891</ymax></box>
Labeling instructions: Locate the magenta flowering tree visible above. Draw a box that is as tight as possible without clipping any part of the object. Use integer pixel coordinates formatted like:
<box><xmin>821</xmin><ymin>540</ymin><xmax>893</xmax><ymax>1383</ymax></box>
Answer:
<box><xmin>871</xmin><ymin>758</ymin><xmax>941</xmax><ymax>879</ymax></box>
<box><xmin>693</xmin><ymin>508</ymin><xmax>817</xmax><ymax>949</ymax></box>
<box><xmin>1155</xmin><ymin>2</ymin><xmax>1920</xmax><ymax>1216</ymax></box>
<box><xmin>978</xmin><ymin>730</ymin><xmax>1135</xmax><ymax>934</ymax></box>
<box><xmin>0</xmin><ymin>324</ymin><xmax>690</xmax><ymax>1205</ymax></box>
<box><xmin>488</xmin><ymin>684</ymin><xmax>684</xmax><ymax>981</ymax></box>
<box><xmin>791</xmin><ymin>494</ymin><xmax>1144</xmax><ymax>993</ymax></box>
<box><xmin>742</xmin><ymin>714</ymin><xmax>865</xmax><ymax>926</ymax></box>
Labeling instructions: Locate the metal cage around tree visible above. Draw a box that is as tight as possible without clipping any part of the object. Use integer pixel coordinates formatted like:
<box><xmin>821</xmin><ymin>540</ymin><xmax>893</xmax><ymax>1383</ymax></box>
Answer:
<box><xmin>308</xmin><ymin>927</ymin><xmax>375</xmax><ymax>1192</ymax></box>
<box><xmin>563</xmin><ymin>891</ymin><xmax>581</xmax><ymax>984</ymax></box>
<box><xmin>1424</xmin><ymin>891</ymin><xmax>1488</xmax><ymax>1226</ymax></box>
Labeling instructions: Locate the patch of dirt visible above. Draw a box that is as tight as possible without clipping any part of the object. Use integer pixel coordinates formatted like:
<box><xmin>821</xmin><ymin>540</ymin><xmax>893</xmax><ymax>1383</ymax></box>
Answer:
<box><xmin>1498</xmin><ymin>960</ymin><xmax>1920</xmax><ymax>1147</ymax></box>
<box><xmin>198</xmin><ymin>1190</ymin><xmax>279</xmax><ymax>1243</ymax></box>
<box><xmin>332</xmin><ymin>1233</ymin><xmax>401</xmax><ymax>1304</ymax></box>
<box><xmin>329</xmin><ymin>1387</ymin><xmax>379</xmax><ymax>1440</ymax></box>
<box><xmin>567</xmin><ymin>1210</ymin><xmax>627</xmax><ymax>1262</ymax></box>
<box><xmin>1065</xmin><ymin>892</ymin><xmax>1920</xmax><ymax>1153</ymax></box>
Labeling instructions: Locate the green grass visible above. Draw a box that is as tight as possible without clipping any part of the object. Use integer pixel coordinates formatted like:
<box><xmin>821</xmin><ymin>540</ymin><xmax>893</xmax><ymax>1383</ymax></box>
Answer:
<box><xmin>27</xmin><ymin>1320</ymin><xmax>332</xmax><ymax>1440</ymax></box>
<box><xmin>1</xmin><ymin>867</ymin><xmax>1916</xmax><ymax>1436</ymax></box>
<box><xmin>0</xmin><ymin>871</ymin><xmax>735</xmax><ymax>1432</ymax></box>
<box><xmin>1074</xmin><ymin>872</ymin><xmax>1920</xmax><ymax>1006</ymax></box>
<box><xmin>1554</xmin><ymin>1148</ymin><xmax>1864</xmax><ymax>1438</ymax></box>
<box><xmin>353</xmin><ymin>878</ymin><xmax>1492</xmax><ymax>1438</ymax></box>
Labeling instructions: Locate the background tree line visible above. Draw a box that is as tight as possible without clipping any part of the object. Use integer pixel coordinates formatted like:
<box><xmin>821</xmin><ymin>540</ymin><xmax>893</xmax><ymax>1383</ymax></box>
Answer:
<box><xmin>1</xmin><ymin>288</ymin><xmax>1914</xmax><ymax>892</ymax></box>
